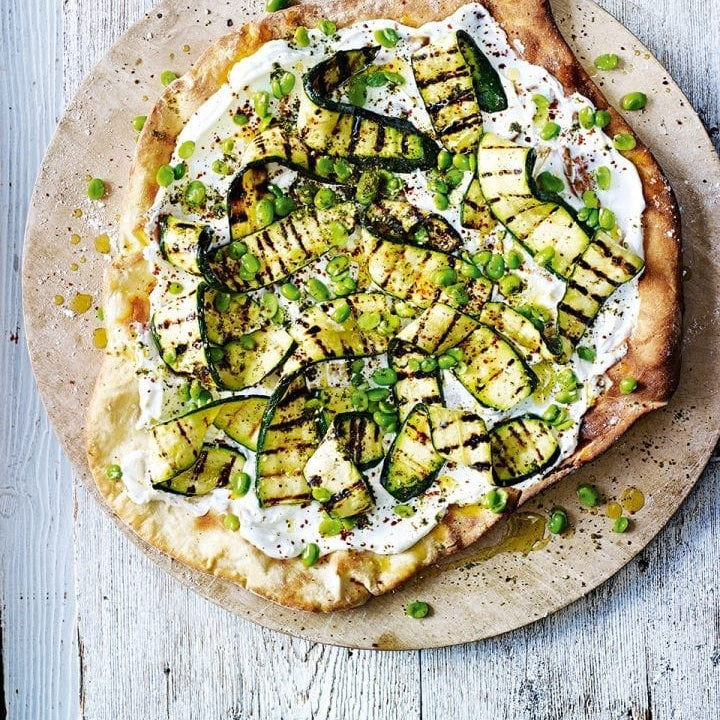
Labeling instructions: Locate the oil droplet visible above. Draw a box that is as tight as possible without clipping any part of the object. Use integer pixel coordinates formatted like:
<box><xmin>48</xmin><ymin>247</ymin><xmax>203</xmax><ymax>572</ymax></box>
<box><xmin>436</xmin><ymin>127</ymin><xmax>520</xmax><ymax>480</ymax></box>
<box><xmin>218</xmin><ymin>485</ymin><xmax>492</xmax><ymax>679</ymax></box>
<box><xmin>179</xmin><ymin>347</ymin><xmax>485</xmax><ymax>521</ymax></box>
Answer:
<box><xmin>70</xmin><ymin>233</ymin><xmax>81</xmax><ymax>245</ymax></box>
<box><xmin>54</xmin><ymin>294</ymin><xmax>64</xmax><ymax>305</ymax></box>
<box><xmin>70</xmin><ymin>263</ymin><xmax>79</xmax><ymax>271</ymax></box>
<box><xmin>182</xmin><ymin>44</ymin><xmax>191</xmax><ymax>53</ymax></box>
<box><xmin>621</xmin><ymin>487</ymin><xmax>645</xmax><ymax>514</ymax></box>
<box><xmin>92</xmin><ymin>327</ymin><xmax>108</xmax><ymax>349</ymax></box>
<box><xmin>606</xmin><ymin>501</ymin><xmax>623</xmax><ymax>519</ymax></box>
<box><xmin>445</xmin><ymin>513</ymin><xmax>549</xmax><ymax>570</ymax></box>
<box><xmin>73</xmin><ymin>208</ymin><xmax>83</xmax><ymax>218</ymax></box>
<box><xmin>94</xmin><ymin>233</ymin><xmax>111</xmax><ymax>254</ymax></box>
<box><xmin>69</xmin><ymin>292</ymin><xmax>93</xmax><ymax>314</ymax></box>
<box><xmin>79</xmin><ymin>256</ymin><xmax>87</xmax><ymax>264</ymax></box>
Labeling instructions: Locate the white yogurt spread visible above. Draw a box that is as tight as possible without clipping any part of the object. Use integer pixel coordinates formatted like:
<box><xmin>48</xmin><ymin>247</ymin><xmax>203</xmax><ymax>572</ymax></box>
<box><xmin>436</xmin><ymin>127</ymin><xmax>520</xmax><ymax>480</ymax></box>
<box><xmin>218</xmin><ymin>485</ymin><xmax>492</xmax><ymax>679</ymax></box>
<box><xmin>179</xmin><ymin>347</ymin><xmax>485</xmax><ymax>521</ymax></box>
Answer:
<box><xmin>124</xmin><ymin>3</ymin><xmax>646</xmax><ymax>558</ymax></box>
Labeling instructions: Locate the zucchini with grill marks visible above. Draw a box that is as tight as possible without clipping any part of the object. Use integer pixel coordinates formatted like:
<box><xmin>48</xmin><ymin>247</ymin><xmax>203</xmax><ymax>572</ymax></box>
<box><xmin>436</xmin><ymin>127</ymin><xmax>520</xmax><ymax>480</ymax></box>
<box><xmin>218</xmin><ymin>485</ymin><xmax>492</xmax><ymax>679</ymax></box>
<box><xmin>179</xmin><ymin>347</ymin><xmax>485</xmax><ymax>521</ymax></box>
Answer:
<box><xmin>303</xmin><ymin>432</ymin><xmax>374</xmax><ymax>518</ymax></box>
<box><xmin>201</xmin><ymin>202</ymin><xmax>358</xmax><ymax>292</ymax></box>
<box><xmin>476</xmin><ymin>134</ymin><xmax>590</xmax><ymax>278</ymax></box>
<box><xmin>212</xmin><ymin>395</ymin><xmax>268</xmax><ymax>451</ymax></box>
<box><xmin>426</xmin><ymin>404</ymin><xmax>491</xmax><ymax>477</ymax></box>
<box><xmin>364</xmin><ymin>232</ymin><xmax>491</xmax><ymax>310</ymax></box>
<box><xmin>456</xmin><ymin>30</ymin><xmax>508</xmax><ymax>113</ymax></box>
<box><xmin>460</xmin><ymin>178</ymin><xmax>497</xmax><ymax>237</ymax></box>
<box><xmin>148</xmin><ymin>405</ymin><xmax>221</xmax><ymax>484</ymax></box>
<box><xmin>397</xmin><ymin>303</ymin><xmax>478</xmax><ymax>354</ymax></box>
<box><xmin>160</xmin><ymin>215</ymin><xmax>211</xmax><ymax>275</ymax></box>
<box><xmin>154</xmin><ymin>444</ymin><xmax>245</xmax><ymax>496</ymax></box>
<box><xmin>412</xmin><ymin>32</ymin><xmax>484</xmax><ymax>153</ymax></box>
<box><xmin>284</xmin><ymin>292</ymin><xmax>394</xmax><ymax>373</ymax></box>
<box><xmin>389</xmin><ymin>339</ymin><xmax>443</xmax><ymax>422</ymax></box>
<box><xmin>333</xmin><ymin>412</ymin><xmax>385</xmax><ymax>470</ymax></box>
<box><xmin>150</xmin><ymin>290</ymin><xmax>210</xmax><ymax>382</ymax></box>
<box><xmin>208</xmin><ymin>326</ymin><xmax>294</xmax><ymax>391</ymax></box>
<box><xmin>454</xmin><ymin>325</ymin><xmax>537</xmax><ymax>411</ymax></box>
<box><xmin>198</xmin><ymin>284</ymin><xmax>263</xmax><ymax>346</ymax></box>
<box><xmin>314</xmin><ymin>387</ymin><xmax>356</xmax><ymax>435</ymax></box>
<box><xmin>300</xmin><ymin>49</ymin><xmax>439</xmax><ymax>171</ymax></box>
<box><xmin>364</xmin><ymin>200</ymin><xmax>461</xmax><ymax>252</ymax></box>
<box><xmin>480</xmin><ymin>301</ymin><xmax>557</xmax><ymax>362</ymax></box>
<box><xmin>256</xmin><ymin>376</ymin><xmax>318</xmax><ymax>506</ymax></box>
<box><xmin>490</xmin><ymin>415</ymin><xmax>559</xmax><ymax>485</ymax></box>
<box><xmin>558</xmin><ymin>231</ymin><xmax>644</xmax><ymax>352</ymax></box>
<box><xmin>381</xmin><ymin>404</ymin><xmax>444</xmax><ymax>502</ymax></box>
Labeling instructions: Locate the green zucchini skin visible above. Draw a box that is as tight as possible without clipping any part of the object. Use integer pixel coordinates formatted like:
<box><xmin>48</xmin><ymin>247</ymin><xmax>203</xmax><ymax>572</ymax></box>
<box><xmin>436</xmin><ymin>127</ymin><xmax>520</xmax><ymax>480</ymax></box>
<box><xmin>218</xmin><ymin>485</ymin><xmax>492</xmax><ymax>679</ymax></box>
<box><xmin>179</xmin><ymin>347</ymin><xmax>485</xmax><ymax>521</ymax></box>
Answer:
<box><xmin>453</xmin><ymin>325</ymin><xmax>537</xmax><ymax>411</ymax></box>
<box><xmin>490</xmin><ymin>415</ymin><xmax>559</xmax><ymax>486</ymax></box>
<box><xmin>159</xmin><ymin>215</ymin><xmax>212</xmax><ymax>275</ymax></box>
<box><xmin>380</xmin><ymin>404</ymin><xmax>444</xmax><ymax>502</ymax></box>
<box><xmin>212</xmin><ymin>395</ymin><xmax>269</xmax><ymax>451</ymax></box>
<box><xmin>255</xmin><ymin>376</ymin><xmax>318</xmax><ymax>506</ymax></box>
<box><xmin>411</xmin><ymin>32</ymin><xmax>484</xmax><ymax>153</ymax></box>
<box><xmin>557</xmin><ymin>232</ymin><xmax>644</xmax><ymax>353</ymax></box>
<box><xmin>397</xmin><ymin>303</ymin><xmax>478</xmax><ymax>355</ymax></box>
<box><xmin>476</xmin><ymin>133</ymin><xmax>590</xmax><ymax>278</ymax></box>
<box><xmin>456</xmin><ymin>30</ymin><xmax>508</xmax><ymax>113</ymax></box>
<box><xmin>201</xmin><ymin>202</ymin><xmax>358</xmax><ymax>292</ymax></box>
<box><xmin>154</xmin><ymin>444</ymin><xmax>245</xmax><ymax>496</ymax></box>
<box><xmin>389</xmin><ymin>339</ymin><xmax>444</xmax><ymax>423</ymax></box>
<box><xmin>363</xmin><ymin>200</ymin><xmax>462</xmax><ymax>253</ymax></box>
<box><xmin>301</xmin><ymin>48</ymin><xmax>439</xmax><ymax>172</ymax></box>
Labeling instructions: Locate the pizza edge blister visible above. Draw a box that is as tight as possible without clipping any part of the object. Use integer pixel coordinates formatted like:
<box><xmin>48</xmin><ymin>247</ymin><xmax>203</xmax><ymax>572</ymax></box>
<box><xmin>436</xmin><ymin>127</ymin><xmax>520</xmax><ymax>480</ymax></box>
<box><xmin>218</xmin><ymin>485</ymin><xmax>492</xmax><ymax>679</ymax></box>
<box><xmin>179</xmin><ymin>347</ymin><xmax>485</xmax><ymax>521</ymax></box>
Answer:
<box><xmin>85</xmin><ymin>0</ymin><xmax>681</xmax><ymax>611</ymax></box>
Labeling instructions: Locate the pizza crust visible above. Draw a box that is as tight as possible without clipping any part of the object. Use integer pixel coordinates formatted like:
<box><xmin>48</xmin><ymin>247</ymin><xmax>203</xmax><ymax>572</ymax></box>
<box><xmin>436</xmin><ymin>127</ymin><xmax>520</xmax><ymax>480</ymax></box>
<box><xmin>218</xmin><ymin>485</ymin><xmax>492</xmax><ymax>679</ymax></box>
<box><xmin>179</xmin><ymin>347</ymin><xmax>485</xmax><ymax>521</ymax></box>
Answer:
<box><xmin>86</xmin><ymin>0</ymin><xmax>681</xmax><ymax>611</ymax></box>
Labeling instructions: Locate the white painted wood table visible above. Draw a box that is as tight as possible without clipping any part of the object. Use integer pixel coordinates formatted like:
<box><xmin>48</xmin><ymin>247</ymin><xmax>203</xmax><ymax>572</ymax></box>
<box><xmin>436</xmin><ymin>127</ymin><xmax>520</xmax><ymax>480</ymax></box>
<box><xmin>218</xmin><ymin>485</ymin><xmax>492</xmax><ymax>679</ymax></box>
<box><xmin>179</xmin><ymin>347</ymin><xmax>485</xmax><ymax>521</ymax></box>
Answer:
<box><xmin>2</xmin><ymin>0</ymin><xmax>719</xmax><ymax>717</ymax></box>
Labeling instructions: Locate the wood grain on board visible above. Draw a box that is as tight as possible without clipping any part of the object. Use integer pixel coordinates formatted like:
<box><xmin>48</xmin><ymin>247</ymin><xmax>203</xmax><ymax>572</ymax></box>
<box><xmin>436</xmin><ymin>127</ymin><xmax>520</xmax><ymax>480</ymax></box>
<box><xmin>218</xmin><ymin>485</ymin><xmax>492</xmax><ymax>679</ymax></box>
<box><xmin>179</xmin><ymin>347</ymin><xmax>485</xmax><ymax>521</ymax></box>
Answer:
<box><xmin>3</xmin><ymin>0</ymin><xmax>720</xmax><ymax>717</ymax></box>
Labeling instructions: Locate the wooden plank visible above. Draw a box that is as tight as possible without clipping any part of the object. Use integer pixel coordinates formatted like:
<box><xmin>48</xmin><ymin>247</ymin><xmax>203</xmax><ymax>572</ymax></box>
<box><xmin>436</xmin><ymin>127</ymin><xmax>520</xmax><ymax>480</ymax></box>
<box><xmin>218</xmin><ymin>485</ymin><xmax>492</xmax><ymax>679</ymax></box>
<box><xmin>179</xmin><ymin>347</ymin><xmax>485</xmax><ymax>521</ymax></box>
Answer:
<box><xmin>0</xmin><ymin>1</ymin><xmax>79</xmax><ymax>718</ymax></box>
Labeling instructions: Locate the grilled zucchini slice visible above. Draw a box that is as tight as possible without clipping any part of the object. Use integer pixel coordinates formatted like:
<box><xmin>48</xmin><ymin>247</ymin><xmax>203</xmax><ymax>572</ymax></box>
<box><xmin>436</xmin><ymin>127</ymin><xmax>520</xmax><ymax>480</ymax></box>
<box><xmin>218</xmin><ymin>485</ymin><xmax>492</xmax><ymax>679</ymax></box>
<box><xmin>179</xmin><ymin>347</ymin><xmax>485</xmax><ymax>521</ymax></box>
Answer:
<box><xmin>148</xmin><ymin>405</ymin><xmax>221</xmax><ymax>484</ymax></box>
<box><xmin>558</xmin><ymin>232</ymin><xmax>644</xmax><ymax>352</ymax></box>
<box><xmin>285</xmin><ymin>292</ymin><xmax>394</xmax><ymax>372</ymax></box>
<box><xmin>364</xmin><ymin>200</ymin><xmax>462</xmax><ymax>253</ymax></box>
<box><xmin>389</xmin><ymin>339</ymin><xmax>443</xmax><ymax>422</ymax></box>
<box><xmin>490</xmin><ymin>415</ymin><xmax>559</xmax><ymax>485</ymax></box>
<box><xmin>159</xmin><ymin>215</ymin><xmax>211</xmax><ymax>275</ymax></box>
<box><xmin>477</xmin><ymin>134</ymin><xmax>590</xmax><ymax>278</ymax></box>
<box><xmin>154</xmin><ymin>444</ymin><xmax>245</xmax><ymax>496</ymax></box>
<box><xmin>412</xmin><ymin>32</ymin><xmax>484</xmax><ymax>153</ymax></box>
<box><xmin>198</xmin><ymin>284</ymin><xmax>264</xmax><ymax>346</ymax></box>
<box><xmin>427</xmin><ymin>404</ymin><xmax>491</xmax><ymax>475</ymax></box>
<box><xmin>333</xmin><ymin>412</ymin><xmax>385</xmax><ymax>470</ymax></box>
<box><xmin>460</xmin><ymin>178</ymin><xmax>497</xmax><ymax>236</ymax></box>
<box><xmin>201</xmin><ymin>202</ymin><xmax>358</xmax><ymax>292</ymax></box>
<box><xmin>453</xmin><ymin>325</ymin><xmax>537</xmax><ymax>411</ymax></box>
<box><xmin>208</xmin><ymin>326</ymin><xmax>294</xmax><ymax>391</ymax></box>
<box><xmin>479</xmin><ymin>302</ymin><xmax>557</xmax><ymax>362</ymax></box>
<box><xmin>364</xmin><ymin>233</ymin><xmax>491</xmax><ymax>310</ymax></box>
<box><xmin>381</xmin><ymin>404</ymin><xmax>444</xmax><ymax>502</ymax></box>
<box><xmin>397</xmin><ymin>303</ymin><xmax>478</xmax><ymax>354</ymax></box>
<box><xmin>150</xmin><ymin>290</ymin><xmax>209</xmax><ymax>382</ymax></box>
<box><xmin>255</xmin><ymin>376</ymin><xmax>318</xmax><ymax>506</ymax></box>
<box><xmin>300</xmin><ymin>48</ymin><xmax>439</xmax><ymax>171</ymax></box>
<box><xmin>212</xmin><ymin>395</ymin><xmax>268</xmax><ymax>451</ymax></box>
<box><xmin>456</xmin><ymin>29</ymin><xmax>507</xmax><ymax>113</ymax></box>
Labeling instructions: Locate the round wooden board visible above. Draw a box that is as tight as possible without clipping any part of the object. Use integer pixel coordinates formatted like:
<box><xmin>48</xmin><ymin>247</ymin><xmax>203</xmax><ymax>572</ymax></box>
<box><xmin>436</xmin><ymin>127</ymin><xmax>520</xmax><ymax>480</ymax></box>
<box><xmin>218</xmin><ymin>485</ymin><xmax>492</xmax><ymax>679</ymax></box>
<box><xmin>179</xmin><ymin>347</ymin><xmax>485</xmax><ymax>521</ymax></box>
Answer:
<box><xmin>23</xmin><ymin>0</ymin><xmax>720</xmax><ymax>649</ymax></box>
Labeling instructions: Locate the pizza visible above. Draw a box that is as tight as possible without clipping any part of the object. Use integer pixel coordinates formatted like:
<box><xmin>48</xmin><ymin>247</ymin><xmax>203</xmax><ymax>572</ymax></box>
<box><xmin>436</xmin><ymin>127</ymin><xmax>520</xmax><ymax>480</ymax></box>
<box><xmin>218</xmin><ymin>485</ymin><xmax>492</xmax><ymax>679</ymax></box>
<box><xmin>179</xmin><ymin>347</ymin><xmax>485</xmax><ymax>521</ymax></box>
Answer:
<box><xmin>86</xmin><ymin>0</ymin><xmax>681</xmax><ymax>611</ymax></box>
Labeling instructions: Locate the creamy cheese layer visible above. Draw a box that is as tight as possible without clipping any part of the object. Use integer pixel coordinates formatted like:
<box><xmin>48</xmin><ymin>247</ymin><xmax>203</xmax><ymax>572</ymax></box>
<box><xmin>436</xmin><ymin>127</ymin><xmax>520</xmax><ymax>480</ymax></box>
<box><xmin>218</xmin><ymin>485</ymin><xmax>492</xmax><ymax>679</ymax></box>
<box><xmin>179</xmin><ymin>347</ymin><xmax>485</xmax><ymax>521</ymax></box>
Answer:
<box><xmin>123</xmin><ymin>3</ymin><xmax>646</xmax><ymax>558</ymax></box>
